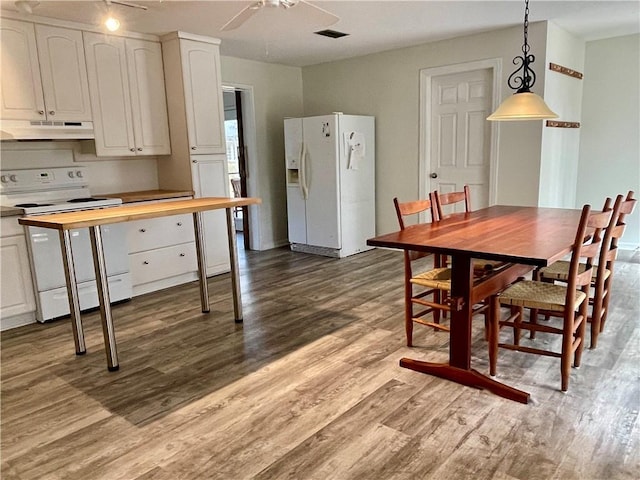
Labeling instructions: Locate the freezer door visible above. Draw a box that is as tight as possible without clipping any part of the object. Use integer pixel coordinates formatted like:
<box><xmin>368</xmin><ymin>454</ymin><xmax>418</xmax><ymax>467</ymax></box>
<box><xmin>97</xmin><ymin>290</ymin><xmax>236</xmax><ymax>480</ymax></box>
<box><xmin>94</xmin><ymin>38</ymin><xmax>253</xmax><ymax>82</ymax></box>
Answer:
<box><xmin>286</xmin><ymin>185</ymin><xmax>307</xmax><ymax>244</ymax></box>
<box><xmin>303</xmin><ymin>115</ymin><xmax>341</xmax><ymax>249</ymax></box>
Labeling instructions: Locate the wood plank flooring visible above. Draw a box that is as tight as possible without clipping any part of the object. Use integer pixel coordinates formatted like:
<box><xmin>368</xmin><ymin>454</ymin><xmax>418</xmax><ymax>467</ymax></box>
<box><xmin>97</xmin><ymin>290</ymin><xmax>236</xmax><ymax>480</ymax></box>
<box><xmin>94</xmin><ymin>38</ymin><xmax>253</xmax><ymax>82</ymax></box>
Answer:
<box><xmin>1</xmin><ymin>246</ymin><xmax>638</xmax><ymax>479</ymax></box>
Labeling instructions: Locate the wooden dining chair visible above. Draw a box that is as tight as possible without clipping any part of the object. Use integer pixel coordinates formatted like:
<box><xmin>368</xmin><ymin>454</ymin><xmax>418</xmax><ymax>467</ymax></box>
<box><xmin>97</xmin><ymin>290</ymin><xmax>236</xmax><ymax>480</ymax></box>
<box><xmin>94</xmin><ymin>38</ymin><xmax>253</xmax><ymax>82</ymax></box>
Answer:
<box><xmin>393</xmin><ymin>195</ymin><xmax>451</xmax><ymax>346</ymax></box>
<box><xmin>432</xmin><ymin>185</ymin><xmax>506</xmax><ymax>274</ymax></box>
<box><xmin>489</xmin><ymin>203</ymin><xmax>614</xmax><ymax>392</ymax></box>
<box><xmin>535</xmin><ymin>191</ymin><xmax>636</xmax><ymax>348</ymax></box>
<box><xmin>597</xmin><ymin>191</ymin><xmax>637</xmax><ymax>335</ymax></box>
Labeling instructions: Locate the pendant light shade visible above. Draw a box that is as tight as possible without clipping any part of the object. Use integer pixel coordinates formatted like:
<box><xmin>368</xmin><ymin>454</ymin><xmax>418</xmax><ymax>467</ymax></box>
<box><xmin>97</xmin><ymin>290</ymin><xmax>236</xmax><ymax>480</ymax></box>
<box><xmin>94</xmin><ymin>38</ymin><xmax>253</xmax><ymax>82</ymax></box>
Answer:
<box><xmin>487</xmin><ymin>92</ymin><xmax>557</xmax><ymax>121</ymax></box>
<box><xmin>487</xmin><ymin>0</ymin><xmax>557</xmax><ymax>121</ymax></box>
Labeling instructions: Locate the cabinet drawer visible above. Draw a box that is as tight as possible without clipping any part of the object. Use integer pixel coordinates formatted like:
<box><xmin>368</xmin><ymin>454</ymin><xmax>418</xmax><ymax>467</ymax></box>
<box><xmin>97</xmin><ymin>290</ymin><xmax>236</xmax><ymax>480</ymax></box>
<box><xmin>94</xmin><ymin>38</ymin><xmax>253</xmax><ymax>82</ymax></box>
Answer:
<box><xmin>130</xmin><ymin>243</ymin><xmax>197</xmax><ymax>286</ymax></box>
<box><xmin>128</xmin><ymin>213</ymin><xmax>195</xmax><ymax>253</ymax></box>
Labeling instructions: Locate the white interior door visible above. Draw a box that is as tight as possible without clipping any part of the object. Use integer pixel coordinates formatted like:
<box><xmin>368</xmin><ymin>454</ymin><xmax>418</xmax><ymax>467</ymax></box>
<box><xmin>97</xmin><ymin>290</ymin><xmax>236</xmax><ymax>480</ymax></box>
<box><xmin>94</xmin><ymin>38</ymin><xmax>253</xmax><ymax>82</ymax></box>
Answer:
<box><xmin>429</xmin><ymin>68</ymin><xmax>492</xmax><ymax>211</ymax></box>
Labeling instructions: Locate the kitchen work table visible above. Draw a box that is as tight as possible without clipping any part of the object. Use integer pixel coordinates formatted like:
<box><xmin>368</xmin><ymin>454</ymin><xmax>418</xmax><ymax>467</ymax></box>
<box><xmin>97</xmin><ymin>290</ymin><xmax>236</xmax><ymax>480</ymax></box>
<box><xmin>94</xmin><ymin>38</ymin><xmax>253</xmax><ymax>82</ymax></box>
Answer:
<box><xmin>19</xmin><ymin>196</ymin><xmax>261</xmax><ymax>371</ymax></box>
<box><xmin>367</xmin><ymin>205</ymin><xmax>584</xmax><ymax>403</ymax></box>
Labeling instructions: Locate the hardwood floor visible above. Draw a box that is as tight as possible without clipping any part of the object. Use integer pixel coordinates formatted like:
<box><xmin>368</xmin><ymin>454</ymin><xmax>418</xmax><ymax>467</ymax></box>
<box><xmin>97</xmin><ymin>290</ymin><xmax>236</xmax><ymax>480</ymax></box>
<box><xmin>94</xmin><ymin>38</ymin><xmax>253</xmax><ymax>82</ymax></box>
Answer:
<box><xmin>1</xmin><ymin>247</ymin><xmax>638</xmax><ymax>479</ymax></box>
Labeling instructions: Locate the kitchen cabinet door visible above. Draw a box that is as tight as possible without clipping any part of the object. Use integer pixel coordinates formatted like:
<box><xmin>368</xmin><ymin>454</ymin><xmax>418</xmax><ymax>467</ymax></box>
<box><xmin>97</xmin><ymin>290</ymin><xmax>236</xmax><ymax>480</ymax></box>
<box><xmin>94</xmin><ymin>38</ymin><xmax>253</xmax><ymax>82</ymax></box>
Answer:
<box><xmin>180</xmin><ymin>40</ymin><xmax>225</xmax><ymax>155</ymax></box>
<box><xmin>35</xmin><ymin>24</ymin><xmax>92</xmax><ymax>122</ymax></box>
<box><xmin>125</xmin><ymin>38</ymin><xmax>171</xmax><ymax>155</ymax></box>
<box><xmin>0</xmin><ymin>19</ymin><xmax>45</xmax><ymax>121</ymax></box>
<box><xmin>0</xmin><ymin>235</ymin><xmax>36</xmax><ymax>319</ymax></box>
<box><xmin>84</xmin><ymin>32</ymin><xmax>136</xmax><ymax>156</ymax></box>
<box><xmin>191</xmin><ymin>155</ymin><xmax>231</xmax><ymax>275</ymax></box>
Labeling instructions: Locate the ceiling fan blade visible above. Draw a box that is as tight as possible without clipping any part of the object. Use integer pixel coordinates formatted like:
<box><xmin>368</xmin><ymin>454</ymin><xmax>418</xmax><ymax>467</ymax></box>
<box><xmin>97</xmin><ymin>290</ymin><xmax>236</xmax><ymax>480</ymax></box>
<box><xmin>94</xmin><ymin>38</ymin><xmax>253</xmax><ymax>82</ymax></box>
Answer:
<box><xmin>297</xmin><ymin>0</ymin><xmax>339</xmax><ymax>27</ymax></box>
<box><xmin>221</xmin><ymin>4</ymin><xmax>261</xmax><ymax>31</ymax></box>
<box><xmin>108</xmin><ymin>0</ymin><xmax>148</xmax><ymax>10</ymax></box>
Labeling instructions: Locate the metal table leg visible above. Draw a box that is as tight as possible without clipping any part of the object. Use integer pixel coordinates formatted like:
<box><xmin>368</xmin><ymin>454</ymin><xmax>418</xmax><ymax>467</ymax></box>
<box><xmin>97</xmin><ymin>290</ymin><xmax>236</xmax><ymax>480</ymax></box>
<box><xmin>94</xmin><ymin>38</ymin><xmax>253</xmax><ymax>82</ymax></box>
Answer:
<box><xmin>59</xmin><ymin>230</ymin><xmax>86</xmax><ymax>355</ymax></box>
<box><xmin>89</xmin><ymin>226</ymin><xmax>119</xmax><ymax>371</ymax></box>
<box><xmin>193</xmin><ymin>212</ymin><xmax>210</xmax><ymax>313</ymax></box>
<box><xmin>226</xmin><ymin>208</ymin><xmax>243</xmax><ymax>323</ymax></box>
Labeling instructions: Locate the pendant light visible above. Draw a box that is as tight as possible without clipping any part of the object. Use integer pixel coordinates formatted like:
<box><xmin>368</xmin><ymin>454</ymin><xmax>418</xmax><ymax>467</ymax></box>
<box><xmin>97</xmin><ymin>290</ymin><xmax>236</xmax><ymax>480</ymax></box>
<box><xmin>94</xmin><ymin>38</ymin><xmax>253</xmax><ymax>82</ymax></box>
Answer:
<box><xmin>487</xmin><ymin>0</ymin><xmax>557</xmax><ymax>121</ymax></box>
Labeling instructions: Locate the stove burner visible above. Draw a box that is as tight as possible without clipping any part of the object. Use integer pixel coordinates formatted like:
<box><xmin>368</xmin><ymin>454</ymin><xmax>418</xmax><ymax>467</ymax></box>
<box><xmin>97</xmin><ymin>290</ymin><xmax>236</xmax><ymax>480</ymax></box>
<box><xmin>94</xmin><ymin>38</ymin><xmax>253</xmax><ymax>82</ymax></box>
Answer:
<box><xmin>15</xmin><ymin>203</ymin><xmax>54</xmax><ymax>208</ymax></box>
<box><xmin>67</xmin><ymin>197</ymin><xmax>108</xmax><ymax>203</ymax></box>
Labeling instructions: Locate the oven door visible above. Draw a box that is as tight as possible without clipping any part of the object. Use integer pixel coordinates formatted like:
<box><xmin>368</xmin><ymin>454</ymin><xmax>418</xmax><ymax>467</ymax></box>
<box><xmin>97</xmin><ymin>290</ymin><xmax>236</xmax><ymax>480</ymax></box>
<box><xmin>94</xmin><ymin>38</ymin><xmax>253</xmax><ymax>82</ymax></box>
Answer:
<box><xmin>27</xmin><ymin>223</ymin><xmax>129</xmax><ymax>291</ymax></box>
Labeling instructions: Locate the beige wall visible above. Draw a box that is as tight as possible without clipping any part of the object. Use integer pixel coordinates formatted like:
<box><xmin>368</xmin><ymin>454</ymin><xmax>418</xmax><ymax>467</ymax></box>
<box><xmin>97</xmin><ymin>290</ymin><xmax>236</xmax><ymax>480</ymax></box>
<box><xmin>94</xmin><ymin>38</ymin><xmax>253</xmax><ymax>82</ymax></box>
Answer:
<box><xmin>302</xmin><ymin>22</ymin><xmax>549</xmax><ymax>235</ymax></box>
<box><xmin>577</xmin><ymin>34</ymin><xmax>640</xmax><ymax>248</ymax></box>
<box><xmin>220</xmin><ymin>56</ymin><xmax>304</xmax><ymax>250</ymax></box>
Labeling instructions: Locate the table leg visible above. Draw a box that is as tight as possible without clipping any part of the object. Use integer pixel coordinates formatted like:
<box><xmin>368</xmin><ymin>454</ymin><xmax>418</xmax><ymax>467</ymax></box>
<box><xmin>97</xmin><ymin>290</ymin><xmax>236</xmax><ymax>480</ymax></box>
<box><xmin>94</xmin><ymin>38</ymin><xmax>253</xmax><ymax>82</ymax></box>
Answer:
<box><xmin>449</xmin><ymin>254</ymin><xmax>474</xmax><ymax>369</ymax></box>
<box><xmin>399</xmin><ymin>253</ymin><xmax>530</xmax><ymax>404</ymax></box>
<box><xmin>58</xmin><ymin>230</ymin><xmax>86</xmax><ymax>355</ymax></box>
<box><xmin>226</xmin><ymin>208</ymin><xmax>243</xmax><ymax>323</ymax></box>
<box><xmin>193</xmin><ymin>212</ymin><xmax>210</xmax><ymax>313</ymax></box>
<box><xmin>89</xmin><ymin>226</ymin><xmax>119</xmax><ymax>371</ymax></box>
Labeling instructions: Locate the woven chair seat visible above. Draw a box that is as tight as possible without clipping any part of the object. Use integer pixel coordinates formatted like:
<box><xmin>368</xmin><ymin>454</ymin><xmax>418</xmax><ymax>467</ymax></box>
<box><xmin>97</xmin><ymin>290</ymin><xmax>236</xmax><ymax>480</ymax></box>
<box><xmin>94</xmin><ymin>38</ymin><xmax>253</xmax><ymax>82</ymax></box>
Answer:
<box><xmin>498</xmin><ymin>280</ymin><xmax>587</xmax><ymax>313</ymax></box>
<box><xmin>411</xmin><ymin>267</ymin><xmax>451</xmax><ymax>290</ymax></box>
<box><xmin>539</xmin><ymin>260</ymin><xmax>611</xmax><ymax>282</ymax></box>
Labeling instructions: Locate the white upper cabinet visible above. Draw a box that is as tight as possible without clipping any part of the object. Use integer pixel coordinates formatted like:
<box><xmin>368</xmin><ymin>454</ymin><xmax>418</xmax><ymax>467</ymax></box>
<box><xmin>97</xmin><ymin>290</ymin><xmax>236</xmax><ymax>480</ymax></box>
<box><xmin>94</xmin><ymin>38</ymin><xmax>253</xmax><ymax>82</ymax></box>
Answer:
<box><xmin>84</xmin><ymin>32</ymin><xmax>170</xmax><ymax>156</ymax></box>
<box><xmin>180</xmin><ymin>39</ymin><xmax>226</xmax><ymax>155</ymax></box>
<box><xmin>125</xmin><ymin>38</ymin><xmax>171</xmax><ymax>155</ymax></box>
<box><xmin>0</xmin><ymin>19</ymin><xmax>91</xmax><ymax>122</ymax></box>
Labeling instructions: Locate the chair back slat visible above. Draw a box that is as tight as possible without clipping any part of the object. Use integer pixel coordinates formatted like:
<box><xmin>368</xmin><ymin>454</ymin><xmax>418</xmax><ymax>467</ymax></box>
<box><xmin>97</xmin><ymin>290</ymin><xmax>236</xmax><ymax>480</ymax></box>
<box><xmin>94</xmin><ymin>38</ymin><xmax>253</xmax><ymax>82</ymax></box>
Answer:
<box><xmin>608</xmin><ymin>191</ymin><xmax>637</xmax><ymax>254</ymax></box>
<box><xmin>394</xmin><ymin>196</ymin><xmax>438</xmax><ymax>262</ymax></box>
<box><xmin>433</xmin><ymin>185</ymin><xmax>471</xmax><ymax>219</ymax></box>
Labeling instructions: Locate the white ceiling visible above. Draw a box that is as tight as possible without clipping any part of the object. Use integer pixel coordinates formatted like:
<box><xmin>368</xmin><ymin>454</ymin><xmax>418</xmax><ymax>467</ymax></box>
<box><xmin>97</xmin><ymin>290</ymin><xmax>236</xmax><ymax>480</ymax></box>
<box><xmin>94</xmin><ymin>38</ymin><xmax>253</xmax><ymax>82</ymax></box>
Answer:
<box><xmin>2</xmin><ymin>0</ymin><xmax>639</xmax><ymax>66</ymax></box>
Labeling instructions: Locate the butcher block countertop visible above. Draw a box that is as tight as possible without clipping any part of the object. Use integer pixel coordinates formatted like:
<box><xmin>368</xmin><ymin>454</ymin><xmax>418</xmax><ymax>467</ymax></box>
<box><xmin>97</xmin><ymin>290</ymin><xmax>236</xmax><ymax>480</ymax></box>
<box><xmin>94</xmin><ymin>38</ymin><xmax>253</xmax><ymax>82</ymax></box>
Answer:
<box><xmin>102</xmin><ymin>189</ymin><xmax>194</xmax><ymax>203</ymax></box>
<box><xmin>18</xmin><ymin>197</ymin><xmax>261</xmax><ymax>230</ymax></box>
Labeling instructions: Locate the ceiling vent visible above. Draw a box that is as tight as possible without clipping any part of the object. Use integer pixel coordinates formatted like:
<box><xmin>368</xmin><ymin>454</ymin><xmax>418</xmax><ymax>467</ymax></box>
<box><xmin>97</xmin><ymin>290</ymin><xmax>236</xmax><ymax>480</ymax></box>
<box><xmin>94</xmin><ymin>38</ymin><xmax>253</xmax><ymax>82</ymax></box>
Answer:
<box><xmin>314</xmin><ymin>29</ymin><xmax>349</xmax><ymax>39</ymax></box>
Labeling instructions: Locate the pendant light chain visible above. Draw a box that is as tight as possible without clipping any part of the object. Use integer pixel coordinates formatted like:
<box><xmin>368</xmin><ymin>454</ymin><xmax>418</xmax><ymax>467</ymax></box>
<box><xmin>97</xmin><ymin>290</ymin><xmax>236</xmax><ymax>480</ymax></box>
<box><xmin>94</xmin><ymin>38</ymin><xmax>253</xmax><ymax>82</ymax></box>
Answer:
<box><xmin>507</xmin><ymin>0</ymin><xmax>536</xmax><ymax>93</ymax></box>
<box><xmin>522</xmin><ymin>0</ymin><xmax>530</xmax><ymax>56</ymax></box>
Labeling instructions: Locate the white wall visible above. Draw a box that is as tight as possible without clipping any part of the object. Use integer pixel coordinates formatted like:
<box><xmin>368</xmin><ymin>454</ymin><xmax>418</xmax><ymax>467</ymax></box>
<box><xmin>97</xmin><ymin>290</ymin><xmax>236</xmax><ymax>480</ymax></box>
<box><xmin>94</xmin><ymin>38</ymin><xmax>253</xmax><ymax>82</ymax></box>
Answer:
<box><xmin>539</xmin><ymin>22</ymin><xmax>585</xmax><ymax>208</ymax></box>
<box><xmin>302</xmin><ymin>22</ymin><xmax>549</xmax><ymax>235</ymax></box>
<box><xmin>577</xmin><ymin>34</ymin><xmax>640</xmax><ymax>248</ymax></box>
<box><xmin>220</xmin><ymin>56</ymin><xmax>303</xmax><ymax>250</ymax></box>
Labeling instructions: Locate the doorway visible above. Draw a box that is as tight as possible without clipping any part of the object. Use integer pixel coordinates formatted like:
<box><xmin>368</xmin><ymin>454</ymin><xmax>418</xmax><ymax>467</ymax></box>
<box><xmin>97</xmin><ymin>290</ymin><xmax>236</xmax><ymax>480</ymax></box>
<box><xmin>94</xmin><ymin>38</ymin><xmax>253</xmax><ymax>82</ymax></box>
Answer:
<box><xmin>223</xmin><ymin>88</ymin><xmax>250</xmax><ymax>250</ymax></box>
<box><xmin>419</xmin><ymin>59</ymin><xmax>501</xmax><ymax>220</ymax></box>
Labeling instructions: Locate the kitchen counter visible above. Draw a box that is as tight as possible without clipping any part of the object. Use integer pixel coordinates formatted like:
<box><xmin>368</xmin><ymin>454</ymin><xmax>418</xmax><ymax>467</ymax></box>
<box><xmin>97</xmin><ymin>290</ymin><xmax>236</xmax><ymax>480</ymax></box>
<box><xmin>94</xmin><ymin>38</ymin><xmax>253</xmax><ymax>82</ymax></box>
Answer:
<box><xmin>0</xmin><ymin>206</ymin><xmax>22</xmax><ymax>217</ymax></box>
<box><xmin>102</xmin><ymin>189</ymin><xmax>194</xmax><ymax>204</ymax></box>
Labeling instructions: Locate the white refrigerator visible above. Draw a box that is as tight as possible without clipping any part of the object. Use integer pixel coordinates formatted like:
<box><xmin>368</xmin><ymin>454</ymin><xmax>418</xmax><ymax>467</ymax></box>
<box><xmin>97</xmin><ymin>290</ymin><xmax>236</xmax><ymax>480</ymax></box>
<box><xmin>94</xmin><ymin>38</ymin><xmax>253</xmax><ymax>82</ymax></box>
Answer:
<box><xmin>284</xmin><ymin>114</ymin><xmax>375</xmax><ymax>258</ymax></box>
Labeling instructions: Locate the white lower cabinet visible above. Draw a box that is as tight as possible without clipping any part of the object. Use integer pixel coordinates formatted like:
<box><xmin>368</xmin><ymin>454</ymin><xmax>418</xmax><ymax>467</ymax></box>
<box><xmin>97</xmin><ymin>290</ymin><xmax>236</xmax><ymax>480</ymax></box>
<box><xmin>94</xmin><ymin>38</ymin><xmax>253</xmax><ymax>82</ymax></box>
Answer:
<box><xmin>127</xmin><ymin>209</ymin><xmax>198</xmax><ymax>296</ymax></box>
<box><xmin>191</xmin><ymin>155</ymin><xmax>231</xmax><ymax>275</ymax></box>
<box><xmin>0</xmin><ymin>218</ymin><xmax>36</xmax><ymax>330</ymax></box>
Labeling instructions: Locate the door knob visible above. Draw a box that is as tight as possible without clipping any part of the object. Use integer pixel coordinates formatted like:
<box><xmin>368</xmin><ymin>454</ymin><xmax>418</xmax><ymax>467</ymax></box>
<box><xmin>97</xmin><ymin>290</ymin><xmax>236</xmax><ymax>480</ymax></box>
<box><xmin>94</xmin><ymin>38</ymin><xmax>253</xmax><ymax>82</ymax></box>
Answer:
<box><xmin>430</xmin><ymin>173</ymin><xmax>438</xmax><ymax>179</ymax></box>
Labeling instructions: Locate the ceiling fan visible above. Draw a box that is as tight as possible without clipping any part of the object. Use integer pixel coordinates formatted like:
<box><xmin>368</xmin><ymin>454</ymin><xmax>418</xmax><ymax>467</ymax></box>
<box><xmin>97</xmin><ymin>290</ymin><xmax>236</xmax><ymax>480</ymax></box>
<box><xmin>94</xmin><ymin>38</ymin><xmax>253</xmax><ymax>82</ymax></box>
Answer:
<box><xmin>221</xmin><ymin>0</ymin><xmax>339</xmax><ymax>32</ymax></box>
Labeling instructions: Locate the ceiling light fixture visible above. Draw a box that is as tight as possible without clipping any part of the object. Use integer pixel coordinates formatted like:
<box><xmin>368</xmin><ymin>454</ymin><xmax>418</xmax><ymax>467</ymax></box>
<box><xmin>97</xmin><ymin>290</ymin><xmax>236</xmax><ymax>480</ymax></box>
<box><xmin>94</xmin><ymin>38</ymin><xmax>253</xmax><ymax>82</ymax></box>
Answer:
<box><xmin>104</xmin><ymin>16</ymin><xmax>121</xmax><ymax>32</ymax></box>
<box><xmin>102</xmin><ymin>0</ymin><xmax>147</xmax><ymax>33</ymax></box>
<box><xmin>487</xmin><ymin>0</ymin><xmax>557</xmax><ymax>121</ymax></box>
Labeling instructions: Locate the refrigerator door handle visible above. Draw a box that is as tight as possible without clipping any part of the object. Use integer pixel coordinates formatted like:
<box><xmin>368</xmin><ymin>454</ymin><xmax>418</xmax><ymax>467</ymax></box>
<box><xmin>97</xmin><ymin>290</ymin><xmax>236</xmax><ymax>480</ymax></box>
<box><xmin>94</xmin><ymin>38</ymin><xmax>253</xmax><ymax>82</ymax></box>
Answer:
<box><xmin>300</xmin><ymin>142</ymin><xmax>309</xmax><ymax>200</ymax></box>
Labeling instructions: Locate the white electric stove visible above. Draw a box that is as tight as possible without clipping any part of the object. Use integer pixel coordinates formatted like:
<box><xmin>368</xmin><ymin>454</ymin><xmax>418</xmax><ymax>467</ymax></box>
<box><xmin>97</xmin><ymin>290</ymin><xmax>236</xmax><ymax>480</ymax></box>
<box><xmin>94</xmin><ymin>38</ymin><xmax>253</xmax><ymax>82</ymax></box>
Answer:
<box><xmin>0</xmin><ymin>167</ymin><xmax>132</xmax><ymax>322</ymax></box>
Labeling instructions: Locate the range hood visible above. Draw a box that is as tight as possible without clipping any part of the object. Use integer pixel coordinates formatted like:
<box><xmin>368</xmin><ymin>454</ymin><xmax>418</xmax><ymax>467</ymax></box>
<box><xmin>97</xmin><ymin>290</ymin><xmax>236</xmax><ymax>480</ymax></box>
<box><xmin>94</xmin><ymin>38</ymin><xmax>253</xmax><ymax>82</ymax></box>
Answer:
<box><xmin>1</xmin><ymin>120</ymin><xmax>94</xmax><ymax>140</ymax></box>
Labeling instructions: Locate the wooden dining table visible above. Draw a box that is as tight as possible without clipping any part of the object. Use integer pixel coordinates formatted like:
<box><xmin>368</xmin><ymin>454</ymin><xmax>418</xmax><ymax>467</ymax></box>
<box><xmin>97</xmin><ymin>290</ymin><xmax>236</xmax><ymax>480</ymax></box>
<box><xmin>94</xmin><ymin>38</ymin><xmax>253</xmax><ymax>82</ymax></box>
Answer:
<box><xmin>18</xmin><ymin>197</ymin><xmax>260</xmax><ymax>372</ymax></box>
<box><xmin>367</xmin><ymin>205</ymin><xmax>584</xmax><ymax>403</ymax></box>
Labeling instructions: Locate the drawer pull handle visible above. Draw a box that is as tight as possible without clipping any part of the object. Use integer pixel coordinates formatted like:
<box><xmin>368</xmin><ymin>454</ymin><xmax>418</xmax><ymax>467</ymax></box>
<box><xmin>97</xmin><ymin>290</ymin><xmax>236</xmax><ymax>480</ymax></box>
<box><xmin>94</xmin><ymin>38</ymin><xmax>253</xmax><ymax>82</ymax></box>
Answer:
<box><xmin>191</xmin><ymin>146</ymin><xmax>197</xmax><ymax>150</ymax></box>
<box><xmin>143</xmin><ymin>261</ymin><xmax>149</xmax><ymax>265</ymax></box>
<box><xmin>137</xmin><ymin>147</ymin><xmax>143</xmax><ymax>151</ymax></box>
<box><xmin>49</xmin><ymin>111</ymin><xmax>55</xmax><ymax>116</ymax></box>
<box><xmin>139</xmin><ymin>228</ymin><xmax>146</xmax><ymax>233</ymax></box>
<box><xmin>179</xmin><ymin>253</ymin><xmax>185</xmax><ymax>257</ymax></box>
<box><xmin>177</xmin><ymin>222</ymin><xmax>182</xmax><ymax>226</ymax></box>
